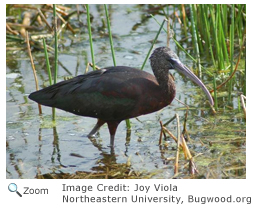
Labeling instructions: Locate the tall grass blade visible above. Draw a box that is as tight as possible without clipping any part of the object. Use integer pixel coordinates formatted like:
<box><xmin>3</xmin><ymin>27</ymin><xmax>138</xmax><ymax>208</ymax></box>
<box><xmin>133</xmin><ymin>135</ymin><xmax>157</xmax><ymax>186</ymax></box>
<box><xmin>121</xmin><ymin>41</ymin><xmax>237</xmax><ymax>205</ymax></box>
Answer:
<box><xmin>141</xmin><ymin>18</ymin><xmax>166</xmax><ymax>70</ymax></box>
<box><xmin>218</xmin><ymin>9</ymin><xmax>229</xmax><ymax>65</ymax></box>
<box><xmin>86</xmin><ymin>5</ymin><xmax>96</xmax><ymax>70</ymax></box>
<box><xmin>209</xmin><ymin>5</ymin><xmax>221</xmax><ymax>71</ymax></box>
<box><xmin>216</xmin><ymin>5</ymin><xmax>225</xmax><ymax>70</ymax></box>
<box><xmin>201</xmin><ymin>5</ymin><xmax>216</xmax><ymax>68</ymax></box>
<box><xmin>104</xmin><ymin>4</ymin><xmax>116</xmax><ymax>66</ymax></box>
<box><xmin>53</xmin><ymin>4</ymin><xmax>58</xmax><ymax>84</ymax></box>
<box><xmin>189</xmin><ymin>4</ymin><xmax>201</xmax><ymax>76</ymax></box>
<box><xmin>228</xmin><ymin>5</ymin><xmax>235</xmax><ymax>103</ymax></box>
<box><xmin>52</xmin><ymin>4</ymin><xmax>58</xmax><ymax>120</ymax></box>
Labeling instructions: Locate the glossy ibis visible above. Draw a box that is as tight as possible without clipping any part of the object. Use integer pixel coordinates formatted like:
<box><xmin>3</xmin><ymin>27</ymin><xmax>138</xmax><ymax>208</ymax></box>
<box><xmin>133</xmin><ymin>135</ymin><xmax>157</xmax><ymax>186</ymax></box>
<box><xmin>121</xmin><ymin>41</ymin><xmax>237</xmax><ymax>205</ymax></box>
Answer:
<box><xmin>29</xmin><ymin>47</ymin><xmax>213</xmax><ymax>146</ymax></box>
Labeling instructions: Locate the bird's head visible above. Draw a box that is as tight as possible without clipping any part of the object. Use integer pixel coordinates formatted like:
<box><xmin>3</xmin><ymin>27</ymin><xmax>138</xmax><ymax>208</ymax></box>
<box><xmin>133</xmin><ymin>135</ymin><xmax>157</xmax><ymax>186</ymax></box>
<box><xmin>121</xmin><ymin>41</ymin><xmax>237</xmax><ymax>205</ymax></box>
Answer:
<box><xmin>150</xmin><ymin>47</ymin><xmax>214</xmax><ymax>106</ymax></box>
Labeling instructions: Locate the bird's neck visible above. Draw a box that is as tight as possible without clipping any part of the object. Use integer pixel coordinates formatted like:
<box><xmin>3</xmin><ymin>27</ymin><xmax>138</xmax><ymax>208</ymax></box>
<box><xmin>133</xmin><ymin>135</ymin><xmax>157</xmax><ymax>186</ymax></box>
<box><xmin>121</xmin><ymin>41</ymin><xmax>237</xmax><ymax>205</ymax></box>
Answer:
<box><xmin>153</xmin><ymin>68</ymin><xmax>176</xmax><ymax>97</ymax></box>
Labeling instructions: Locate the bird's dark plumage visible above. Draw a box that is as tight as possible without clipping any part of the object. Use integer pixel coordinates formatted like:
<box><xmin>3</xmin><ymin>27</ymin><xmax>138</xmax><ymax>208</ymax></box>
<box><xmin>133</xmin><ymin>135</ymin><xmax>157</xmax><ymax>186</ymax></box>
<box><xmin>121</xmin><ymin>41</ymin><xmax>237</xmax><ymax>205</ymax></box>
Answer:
<box><xmin>29</xmin><ymin>47</ymin><xmax>213</xmax><ymax>147</ymax></box>
<box><xmin>29</xmin><ymin>66</ymin><xmax>175</xmax><ymax>121</ymax></box>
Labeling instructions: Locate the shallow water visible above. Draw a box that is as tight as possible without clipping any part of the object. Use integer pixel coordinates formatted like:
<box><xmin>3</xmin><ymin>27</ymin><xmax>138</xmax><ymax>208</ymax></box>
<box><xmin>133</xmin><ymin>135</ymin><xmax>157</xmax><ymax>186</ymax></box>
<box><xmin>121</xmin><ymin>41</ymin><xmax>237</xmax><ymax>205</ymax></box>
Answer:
<box><xmin>6</xmin><ymin>5</ymin><xmax>246</xmax><ymax>179</ymax></box>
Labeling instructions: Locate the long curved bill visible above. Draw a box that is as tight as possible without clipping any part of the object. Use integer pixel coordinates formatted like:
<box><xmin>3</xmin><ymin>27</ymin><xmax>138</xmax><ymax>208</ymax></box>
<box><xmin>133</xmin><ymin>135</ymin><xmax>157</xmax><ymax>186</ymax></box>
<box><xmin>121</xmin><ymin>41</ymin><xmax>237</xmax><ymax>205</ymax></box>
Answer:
<box><xmin>173</xmin><ymin>59</ymin><xmax>214</xmax><ymax>106</ymax></box>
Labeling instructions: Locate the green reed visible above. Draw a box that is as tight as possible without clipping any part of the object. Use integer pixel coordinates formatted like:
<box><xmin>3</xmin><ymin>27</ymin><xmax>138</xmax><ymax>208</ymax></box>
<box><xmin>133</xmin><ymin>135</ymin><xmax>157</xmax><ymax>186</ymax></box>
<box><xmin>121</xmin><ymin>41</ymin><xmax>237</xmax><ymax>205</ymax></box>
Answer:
<box><xmin>190</xmin><ymin>4</ymin><xmax>245</xmax><ymax>71</ymax></box>
<box><xmin>86</xmin><ymin>5</ymin><xmax>96</xmax><ymax>70</ymax></box>
<box><xmin>52</xmin><ymin>4</ymin><xmax>58</xmax><ymax>120</ymax></box>
<box><xmin>228</xmin><ymin>5</ymin><xmax>235</xmax><ymax>103</ymax></box>
<box><xmin>174</xmin><ymin>4</ymin><xmax>245</xmax><ymax>106</ymax></box>
<box><xmin>104</xmin><ymin>5</ymin><xmax>116</xmax><ymax>66</ymax></box>
<box><xmin>141</xmin><ymin>18</ymin><xmax>166</xmax><ymax>70</ymax></box>
<box><xmin>189</xmin><ymin>4</ymin><xmax>201</xmax><ymax>76</ymax></box>
<box><xmin>53</xmin><ymin>4</ymin><xmax>58</xmax><ymax>84</ymax></box>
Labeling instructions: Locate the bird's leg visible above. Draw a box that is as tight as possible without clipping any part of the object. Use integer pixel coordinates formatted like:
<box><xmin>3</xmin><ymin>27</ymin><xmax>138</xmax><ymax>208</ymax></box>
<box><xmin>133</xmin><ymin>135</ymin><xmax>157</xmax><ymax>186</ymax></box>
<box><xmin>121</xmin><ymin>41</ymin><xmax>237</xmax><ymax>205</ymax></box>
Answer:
<box><xmin>107</xmin><ymin>121</ymin><xmax>121</xmax><ymax>147</ymax></box>
<box><xmin>87</xmin><ymin>119</ymin><xmax>105</xmax><ymax>137</ymax></box>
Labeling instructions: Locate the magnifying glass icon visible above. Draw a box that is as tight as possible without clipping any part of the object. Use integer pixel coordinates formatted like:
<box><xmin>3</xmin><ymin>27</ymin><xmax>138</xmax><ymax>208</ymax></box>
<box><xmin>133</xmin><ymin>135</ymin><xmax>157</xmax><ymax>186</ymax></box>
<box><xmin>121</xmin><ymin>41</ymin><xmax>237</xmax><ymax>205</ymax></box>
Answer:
<box><xmin>8</xmin><ymin>183</ymin><xmax>22</xmax><ymax>197</ymax></box>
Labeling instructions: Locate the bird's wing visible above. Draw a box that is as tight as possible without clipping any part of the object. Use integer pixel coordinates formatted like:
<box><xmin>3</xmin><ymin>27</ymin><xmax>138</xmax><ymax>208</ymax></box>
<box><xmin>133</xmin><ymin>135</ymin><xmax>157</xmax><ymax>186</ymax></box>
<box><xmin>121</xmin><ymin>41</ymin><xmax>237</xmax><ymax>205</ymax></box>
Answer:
<box><xmin>29</xmin><ymin>68</ymin><xmax>148</xmax><ymax>121</ymax></box>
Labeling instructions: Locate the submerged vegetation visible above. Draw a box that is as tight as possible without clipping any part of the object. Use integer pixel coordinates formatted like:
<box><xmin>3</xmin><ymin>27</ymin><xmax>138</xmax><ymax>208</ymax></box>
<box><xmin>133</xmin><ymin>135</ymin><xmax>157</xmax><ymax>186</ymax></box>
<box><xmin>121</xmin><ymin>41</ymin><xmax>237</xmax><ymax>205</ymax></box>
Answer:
<box><xmin>6</xmin><ymin>4</ymin><xmax>246</xmax><ymax>179</ymax></box>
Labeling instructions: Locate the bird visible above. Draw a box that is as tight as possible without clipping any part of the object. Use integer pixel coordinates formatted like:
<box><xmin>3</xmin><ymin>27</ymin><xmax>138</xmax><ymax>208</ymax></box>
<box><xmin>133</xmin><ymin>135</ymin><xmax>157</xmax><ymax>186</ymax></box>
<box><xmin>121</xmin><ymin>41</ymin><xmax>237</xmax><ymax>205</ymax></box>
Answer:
<box><xmin>29</xmin><ymin>47</ymin><xmax>214</xmax><ymax>147</ymax></box>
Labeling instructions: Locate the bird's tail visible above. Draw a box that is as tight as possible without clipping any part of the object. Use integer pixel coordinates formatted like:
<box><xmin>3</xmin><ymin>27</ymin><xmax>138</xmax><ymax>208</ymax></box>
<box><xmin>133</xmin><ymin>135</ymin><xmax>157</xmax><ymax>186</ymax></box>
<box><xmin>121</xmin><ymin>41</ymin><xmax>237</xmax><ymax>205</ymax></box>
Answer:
<box><xmin>29</xmin><ymin>87</ymin><xmax>57</xmax><ymax>107</ymax></box>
